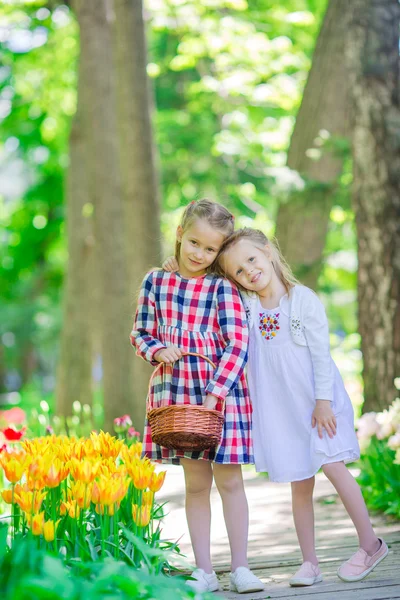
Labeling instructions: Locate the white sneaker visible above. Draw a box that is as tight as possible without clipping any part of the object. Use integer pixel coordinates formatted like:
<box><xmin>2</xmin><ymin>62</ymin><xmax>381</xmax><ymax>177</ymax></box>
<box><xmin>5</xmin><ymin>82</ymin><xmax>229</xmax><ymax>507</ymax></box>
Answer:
<box><xmin>229</xmin><ymin>567</ymin><xmax>265</xmax><ymax>593</ymax></box>
<box><xmin>185</xmin><ymin>569</ymin><xmax>219</xmax><ymax>593</ymax></box>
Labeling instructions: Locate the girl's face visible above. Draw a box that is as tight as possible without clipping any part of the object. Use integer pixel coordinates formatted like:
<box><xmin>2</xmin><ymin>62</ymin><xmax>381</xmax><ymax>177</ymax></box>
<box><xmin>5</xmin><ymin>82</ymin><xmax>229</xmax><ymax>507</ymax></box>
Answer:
<box><xmin>177</xmin><ymin>218</ymin><xmax>226</xmax><ymax>278</ymax></box>
<box><xmin>222</xmin><ymin>239</ymin><xmax>275</xmax><ymax>293</ymax></box>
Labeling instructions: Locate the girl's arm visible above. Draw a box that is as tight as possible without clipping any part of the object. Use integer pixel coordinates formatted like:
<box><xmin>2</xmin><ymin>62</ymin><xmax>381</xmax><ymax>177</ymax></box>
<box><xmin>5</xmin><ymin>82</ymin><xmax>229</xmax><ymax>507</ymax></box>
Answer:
<box><xmin>205</xmin><ymin>279</ymin><xmax>249</xmax><ymax>402</ymax></box>
<box><xmin>130</xmin><ymin>272</ymin><xmax>167</xmax><ymax>364</ymax></box>
<box><xmin>302</xmin><ymin>290</ymin><xmax>334</xmax><ymax>401</ymax></box>
<box><xmin>302</xmin><ymin>291</ymin><xmax>336</xmax><ymax>438</ymax></box>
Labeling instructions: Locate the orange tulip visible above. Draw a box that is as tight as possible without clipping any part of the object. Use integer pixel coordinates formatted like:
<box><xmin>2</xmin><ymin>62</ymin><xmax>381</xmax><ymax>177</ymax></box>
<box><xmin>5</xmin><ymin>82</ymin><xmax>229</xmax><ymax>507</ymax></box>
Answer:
<box><xmin>2</xmin><ymin>482</ymin><xmax>22</xmax><ymax>503</ymax></box>
<box><xmin>132</xmin><ymin>503</ymin><xmax>151</xmax><ymax>527</ymax></box>
<box><xmin>1</xmin><ymin>489</ymin><xmax>13</xmax><ymax>504</ymax></box>
<box><xmin>148</xmin><ymin>471</ymin><xmax>166</xmax><ymax>492</ymax></box>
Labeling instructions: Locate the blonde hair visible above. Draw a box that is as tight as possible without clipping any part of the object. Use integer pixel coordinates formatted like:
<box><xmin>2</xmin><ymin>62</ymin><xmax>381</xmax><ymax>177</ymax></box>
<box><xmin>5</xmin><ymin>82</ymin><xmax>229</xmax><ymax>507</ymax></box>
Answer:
<box><xmin>215</xmin><ymin>228</ymin><xmax>299</xmax><ymax>294</ymax></box>
<box><xmin>175</xmin><ymin>199</ymin><xmax>235</xmax><ymax>262</ymax></box>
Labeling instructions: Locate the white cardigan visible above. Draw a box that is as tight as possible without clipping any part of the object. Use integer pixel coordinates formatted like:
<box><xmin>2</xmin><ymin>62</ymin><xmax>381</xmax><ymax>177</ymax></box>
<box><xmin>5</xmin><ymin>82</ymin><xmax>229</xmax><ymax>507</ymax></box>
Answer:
<box><xmin>241</xmin><ymin>285</ymin><xmax>334</xmax><ymax>401</ymax></box>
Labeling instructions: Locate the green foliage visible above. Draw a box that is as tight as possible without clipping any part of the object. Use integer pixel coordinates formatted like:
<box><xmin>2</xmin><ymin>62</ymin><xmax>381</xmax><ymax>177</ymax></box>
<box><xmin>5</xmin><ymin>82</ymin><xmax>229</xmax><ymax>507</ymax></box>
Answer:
<box><xmin>0</xmin><ymin>532</ymin><xmax>215</xmax><ymax>600</ymax></box>
<box><xmin>0</xmin><ymin>0</ymin><xmax>361</xmax><ymax>413</ymax></box>
<box><xmin>358</xmin><ymin>438</ymin><xmax>400</xmax><ymax>519</ymax></box>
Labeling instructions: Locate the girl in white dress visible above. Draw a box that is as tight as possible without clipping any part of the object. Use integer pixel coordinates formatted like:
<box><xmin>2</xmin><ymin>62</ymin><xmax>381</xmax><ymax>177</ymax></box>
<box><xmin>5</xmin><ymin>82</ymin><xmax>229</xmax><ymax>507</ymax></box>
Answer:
<box><xmin>216</xmin><ymin>227</ymin><xmax>388</xmax><ymax>587</ymax></box>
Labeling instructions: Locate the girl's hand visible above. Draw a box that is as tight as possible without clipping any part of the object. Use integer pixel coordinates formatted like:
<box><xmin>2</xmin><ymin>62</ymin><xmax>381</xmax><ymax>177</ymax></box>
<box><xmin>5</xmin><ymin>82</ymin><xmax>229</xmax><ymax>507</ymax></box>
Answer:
<box><xmin>204</xmin><ymin>394</ymin><xmax>218</xmax><ymax>410</ymax></box>
<box><xmin>162</xmin><ymin>256</ymin><xmax>179</xmax><ymax>272</ymax></box>
<box><xmin>312</xmin><ymin>400</ymin><xmax>337</xmax><ymax>439</ymax></box>
<box><xmin>154</xmin><ymin>345</ymin><xmax>183</xmax><ymax>364</ymax></box>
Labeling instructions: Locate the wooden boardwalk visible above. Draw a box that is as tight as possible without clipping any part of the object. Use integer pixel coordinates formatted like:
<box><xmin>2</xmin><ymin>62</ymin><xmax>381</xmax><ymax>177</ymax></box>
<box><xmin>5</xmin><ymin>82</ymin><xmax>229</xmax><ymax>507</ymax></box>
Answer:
<box><xmin>158</xmin><ymin>465</ymin><xmax>400</xmax><ymax>599</ymax></box>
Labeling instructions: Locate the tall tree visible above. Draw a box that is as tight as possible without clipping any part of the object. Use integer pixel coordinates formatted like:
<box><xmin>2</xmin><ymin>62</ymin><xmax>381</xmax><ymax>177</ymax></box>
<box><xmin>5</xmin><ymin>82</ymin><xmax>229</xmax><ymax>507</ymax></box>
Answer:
<box><xmin>275</xmin><ymin>0</ymin><xmax>350</xmax><ymax>290</ymax></box>
<box><xmin>346</xmin><ymin>0</ymin><xmax>400</xmax><ymax>412</ymax></box>
<box><xmin>55</xmin><ymin>22</ymin><xmax>94</xmax><ymax>419</ymax></box>
<box><xmin>73</xmin><ymin>0</ymin><xmax>134</xmax><ymax>431</ymax></box>
<box><xmin>113</xmin><ymin>0</ymin><xmax>161</xmax><ymax>428</ymax></box>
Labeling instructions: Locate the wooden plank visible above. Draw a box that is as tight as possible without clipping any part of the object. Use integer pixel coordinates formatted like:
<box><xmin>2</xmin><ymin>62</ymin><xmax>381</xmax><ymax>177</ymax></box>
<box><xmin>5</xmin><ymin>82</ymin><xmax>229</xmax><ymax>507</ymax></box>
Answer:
<box><xmin>219</xmin><ymin>583</ymin><xmax>400</xmax><ymax>600</ymax></box>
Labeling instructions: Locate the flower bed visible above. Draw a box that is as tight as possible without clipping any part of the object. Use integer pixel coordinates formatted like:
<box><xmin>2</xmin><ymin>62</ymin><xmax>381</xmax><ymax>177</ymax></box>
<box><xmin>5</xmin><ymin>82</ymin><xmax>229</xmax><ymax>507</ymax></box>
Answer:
<box><xmin>0</xmin><ymin>430</ymin><xmax>169</xmax><ymax>565</ymax></box>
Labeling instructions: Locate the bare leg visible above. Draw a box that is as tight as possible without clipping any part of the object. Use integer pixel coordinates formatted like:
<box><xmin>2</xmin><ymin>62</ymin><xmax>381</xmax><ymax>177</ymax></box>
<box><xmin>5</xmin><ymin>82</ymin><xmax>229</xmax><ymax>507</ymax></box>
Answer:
<box><xmin>213</xmin><ymin>463</ymin><xmax>249</xmax><ymax>572</ymax></box>
<box><xmin>322</xmin><ymin>462</ymin><xmax>380</xmax><ymax>555</ymax></box>
<box><xmin>181</xmin><ymin>458</ymin><xmax>213</xmax><ymax>572</ymax></box>
<box><xmin>291</xmin><ymin>477</ymin><xmax>318</xmax><ymax>565</ymax></box>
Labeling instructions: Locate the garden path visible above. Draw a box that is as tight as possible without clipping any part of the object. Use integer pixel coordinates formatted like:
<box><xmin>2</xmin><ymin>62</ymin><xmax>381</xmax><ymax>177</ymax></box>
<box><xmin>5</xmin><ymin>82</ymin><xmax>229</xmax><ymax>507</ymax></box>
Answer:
<box><xmin>158</xmin><ymin>465</ymin><xmax>400</xmax><ymax>600</ymax></box>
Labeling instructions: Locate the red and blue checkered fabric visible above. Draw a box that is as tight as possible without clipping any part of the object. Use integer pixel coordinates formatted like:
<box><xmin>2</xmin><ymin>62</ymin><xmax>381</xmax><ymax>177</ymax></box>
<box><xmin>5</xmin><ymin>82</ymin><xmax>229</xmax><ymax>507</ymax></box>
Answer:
<box><xmin>131</xmin><ymin>270</ymin><xmax>253</xmax><ymax>464</ymax></box>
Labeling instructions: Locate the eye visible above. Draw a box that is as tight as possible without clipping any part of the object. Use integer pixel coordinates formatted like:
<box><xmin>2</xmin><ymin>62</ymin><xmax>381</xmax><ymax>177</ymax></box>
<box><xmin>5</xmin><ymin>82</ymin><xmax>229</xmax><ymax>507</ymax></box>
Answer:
<box><xmin>249</xmin><ymin>257</ymin><xmax>255</xmax><ymax>262</ymax></box>
<box><xmin>207</xmin><ymin>248</ymin><xmax>216</xmax><ymax>253</ymax></box>
<box><xmin>190</xmin><ymin>240</ymin><xmax>197</xmax><ymax>245</ymax></box>
<box><xmin>236</xmin><ymin>268</ymin><xmax>243</xmax><ymax>276</ymax></box>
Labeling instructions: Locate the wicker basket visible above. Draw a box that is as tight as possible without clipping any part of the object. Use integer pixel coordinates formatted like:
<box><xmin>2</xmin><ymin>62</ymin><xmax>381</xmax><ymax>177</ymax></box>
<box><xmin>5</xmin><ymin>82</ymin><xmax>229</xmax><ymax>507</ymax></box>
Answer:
<box><xmin>147</xmin><ymin>352</ymin><xmax>225</xmax><ymax>452</ymax></box>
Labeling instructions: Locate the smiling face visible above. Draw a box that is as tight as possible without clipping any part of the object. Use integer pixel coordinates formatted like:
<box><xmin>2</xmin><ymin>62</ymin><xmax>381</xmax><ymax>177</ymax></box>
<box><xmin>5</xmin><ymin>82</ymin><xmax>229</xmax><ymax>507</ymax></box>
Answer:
<box><xmin>221</xmin><ymin>238</ymin><xmax>275</xmax><ymax>293</ymax></box>
<box><xmin>177</xmin><ymin>218</ymin><xmax>226</xmax><ymax>278</ymax></box>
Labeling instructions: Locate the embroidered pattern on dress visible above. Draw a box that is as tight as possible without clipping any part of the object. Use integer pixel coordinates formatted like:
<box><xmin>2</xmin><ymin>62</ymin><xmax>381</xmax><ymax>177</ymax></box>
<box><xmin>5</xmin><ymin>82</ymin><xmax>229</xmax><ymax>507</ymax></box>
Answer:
<box><xmin>244</xmin><ymin>304</ymin><xmax>251</xmax><ymax>325</ymax></box>
<box><xmin>290</xmin><ymin>312</ymin><xmax>303</xmax><ymax>338</ymax></box>
<box><xmin>259</xmin><ymin>312</ymin><xmax>280</xmax><ymax>341</ymax></box>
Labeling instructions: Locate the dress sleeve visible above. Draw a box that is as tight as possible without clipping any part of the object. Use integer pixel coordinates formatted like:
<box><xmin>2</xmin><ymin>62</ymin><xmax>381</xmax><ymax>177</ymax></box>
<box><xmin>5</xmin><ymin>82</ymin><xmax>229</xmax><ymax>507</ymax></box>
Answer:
<box><xmin>205</xmin><ymin>279</ymin><xmax>249</xmax><ymax>401</ymax></box>
<box><xmin>302</xmin><ymin>289</ymin><xmax>334</xmax><ymax>401</ymax></box>
<box><xmin>130</xmin><ymin>272</ymin><xmax>166</xmax><ymax>364</ymax></box>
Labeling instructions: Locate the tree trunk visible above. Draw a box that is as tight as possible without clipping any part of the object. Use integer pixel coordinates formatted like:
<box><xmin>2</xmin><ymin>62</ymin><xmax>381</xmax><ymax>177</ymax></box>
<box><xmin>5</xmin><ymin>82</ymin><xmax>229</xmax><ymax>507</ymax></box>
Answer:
<box><xmin>113</xmin><ymin>0</ymin><xmax>161</xmax><ymax>429</ymax></box>
<box><xmin>55</xmin><ymin>40</ymin><xmax>94</xmax><ymax>418</ymax></box>
<box><xmin>276</xmin><ymin>0</ymin><xmax>350</xmax><ymax>290</ymax></box>
<box><xmin>74</xmin><ymin>0</ymin><xmax>134</xmax><ymax>432</ymax></box>
<box><xmin>346</xmin><ymin>0</ymin><xmax>400</xmax><ymax>412</ymax></box>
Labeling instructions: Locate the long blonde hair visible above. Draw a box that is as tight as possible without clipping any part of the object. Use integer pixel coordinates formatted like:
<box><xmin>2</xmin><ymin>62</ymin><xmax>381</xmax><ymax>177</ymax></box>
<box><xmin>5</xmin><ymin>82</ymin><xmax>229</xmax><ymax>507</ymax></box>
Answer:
<box><xmin>175</xmin><ymin>199</ymin><xmax>235</xmax><ymax>263</ymax></box>
<box><xmin>215</xmin><ymin>228</ymin><xmax>299</xmax><ymax>294</ymax></box>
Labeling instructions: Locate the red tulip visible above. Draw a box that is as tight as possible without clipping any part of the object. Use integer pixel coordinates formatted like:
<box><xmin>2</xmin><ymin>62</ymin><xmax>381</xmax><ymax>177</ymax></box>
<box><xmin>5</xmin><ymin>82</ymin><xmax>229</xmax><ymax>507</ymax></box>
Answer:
<box><xmin>2</xmin><ymin>427</ymin><xmax>26</xmax><ymax>441</ymax></box>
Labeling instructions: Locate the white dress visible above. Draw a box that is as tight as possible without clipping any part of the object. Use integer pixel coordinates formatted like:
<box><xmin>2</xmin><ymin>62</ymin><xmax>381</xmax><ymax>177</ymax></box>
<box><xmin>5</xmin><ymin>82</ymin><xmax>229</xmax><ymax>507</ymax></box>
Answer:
<box><xmin>247</xmin><ymin>297</ymin><xmax>360</xmax><ymax>482</ymax></box>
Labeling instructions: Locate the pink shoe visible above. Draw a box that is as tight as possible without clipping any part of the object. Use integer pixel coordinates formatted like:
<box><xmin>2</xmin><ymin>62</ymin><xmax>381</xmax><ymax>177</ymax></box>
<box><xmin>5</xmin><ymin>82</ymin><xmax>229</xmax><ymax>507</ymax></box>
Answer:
<box><xmin>289</xmin><ymin>562</ymin><xmax>323</xmax><ymax>587</ymax></box>
<box><xmin>338</xmin><ymin>538</ymin><xmax>389</xmax><ymax>582</ymax></box>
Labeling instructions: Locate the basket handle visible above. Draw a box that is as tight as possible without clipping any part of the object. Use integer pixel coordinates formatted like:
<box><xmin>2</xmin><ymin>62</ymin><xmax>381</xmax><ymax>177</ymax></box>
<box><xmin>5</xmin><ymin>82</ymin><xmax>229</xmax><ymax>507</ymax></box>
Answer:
<box><xmin>147</xmin><ymin>352</ymin><xmax>217</xmax><ymax>412</ymax></box>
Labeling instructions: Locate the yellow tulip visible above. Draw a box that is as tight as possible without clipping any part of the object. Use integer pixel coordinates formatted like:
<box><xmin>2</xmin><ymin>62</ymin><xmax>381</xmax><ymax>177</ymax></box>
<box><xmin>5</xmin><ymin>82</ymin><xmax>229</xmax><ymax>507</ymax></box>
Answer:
<box><xmin>43</xmin><ymin>519</ymin><xmax>60</xmax><ymax>542</ymax></box>
<box><xmin>91</xmin><ymin>475</ymin><xmax>129</xmax><ymax>506</ymax></box>
<box><xmin>42</xmin><ymin>458</ymin><xmax>69</xmax><ymax>488</ymax></box>
<box><xmin>70</xmin><ymin>480</ymin><xmax>93</xmax><ymax>509</ymax></box>
<box><xmin>122</xmin><ymin>442</ymin><xmax>143</xmax><ymax>461</ymax></box>
<box><xmin>62</xmin><ymin>500</ymin><xmax>80</xmax><ymax>519</ymax></box>
<box><xmin>0</xmin><ymin>452</ymin><xmax>28</xmax><ymax>484</ymax></box>
<box><xmin>29</xmin><ymin>512</ymin><xmax>45</xmax><ymax>536</ymax></box>
<box><xmin>131</xmin><ymin>463</ymin><xmax>154</xmax><ymax>491</ymax></box>
<box><xmin>95</xmin><ymin>502</ymin><xmax>119</xmax><ymax>516</ymax></box>
<box><xmin>14</xmin><ymin>487</ymin><xmax>47</xmax><ymax>514</ymax></box>
<box><xmin>148</xmin><ymin>471</ymin><xmax>166</xmax><ymax>492</ymax></box>
<box><xmin>142</xmin><ymin>490</ymin><xmax>154</xmax><ymax>506</ymax></box>
<box><xmin>69</xmin><ymin>458</ymin><xmax>100</xmax><ymax>484</ymax></box>
<box><xmin>90</xmin><ymin>431</ymin><xmax>124</xmax><ymax>460</ymax></box>
<box><xmin>132</xmin><ymin>504</ymin><xmax>151</xmax><ymax>527</ymax></box>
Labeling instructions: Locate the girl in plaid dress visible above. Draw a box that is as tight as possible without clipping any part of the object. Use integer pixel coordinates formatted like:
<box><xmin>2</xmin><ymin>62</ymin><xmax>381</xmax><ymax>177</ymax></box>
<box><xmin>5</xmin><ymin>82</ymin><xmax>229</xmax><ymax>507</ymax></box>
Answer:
<box><xmin>131</xmin><ymin>200</ymin><xmax>264</xmax><ymax>594</ymax></box>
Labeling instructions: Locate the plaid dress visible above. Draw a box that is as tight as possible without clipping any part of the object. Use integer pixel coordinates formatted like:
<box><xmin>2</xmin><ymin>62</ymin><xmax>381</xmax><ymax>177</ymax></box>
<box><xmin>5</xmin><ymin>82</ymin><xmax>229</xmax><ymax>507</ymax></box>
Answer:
<box><xmin>130</xmin><ymin>270</ymin><xmax>253</xmax><ymax>465</ymax></box>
